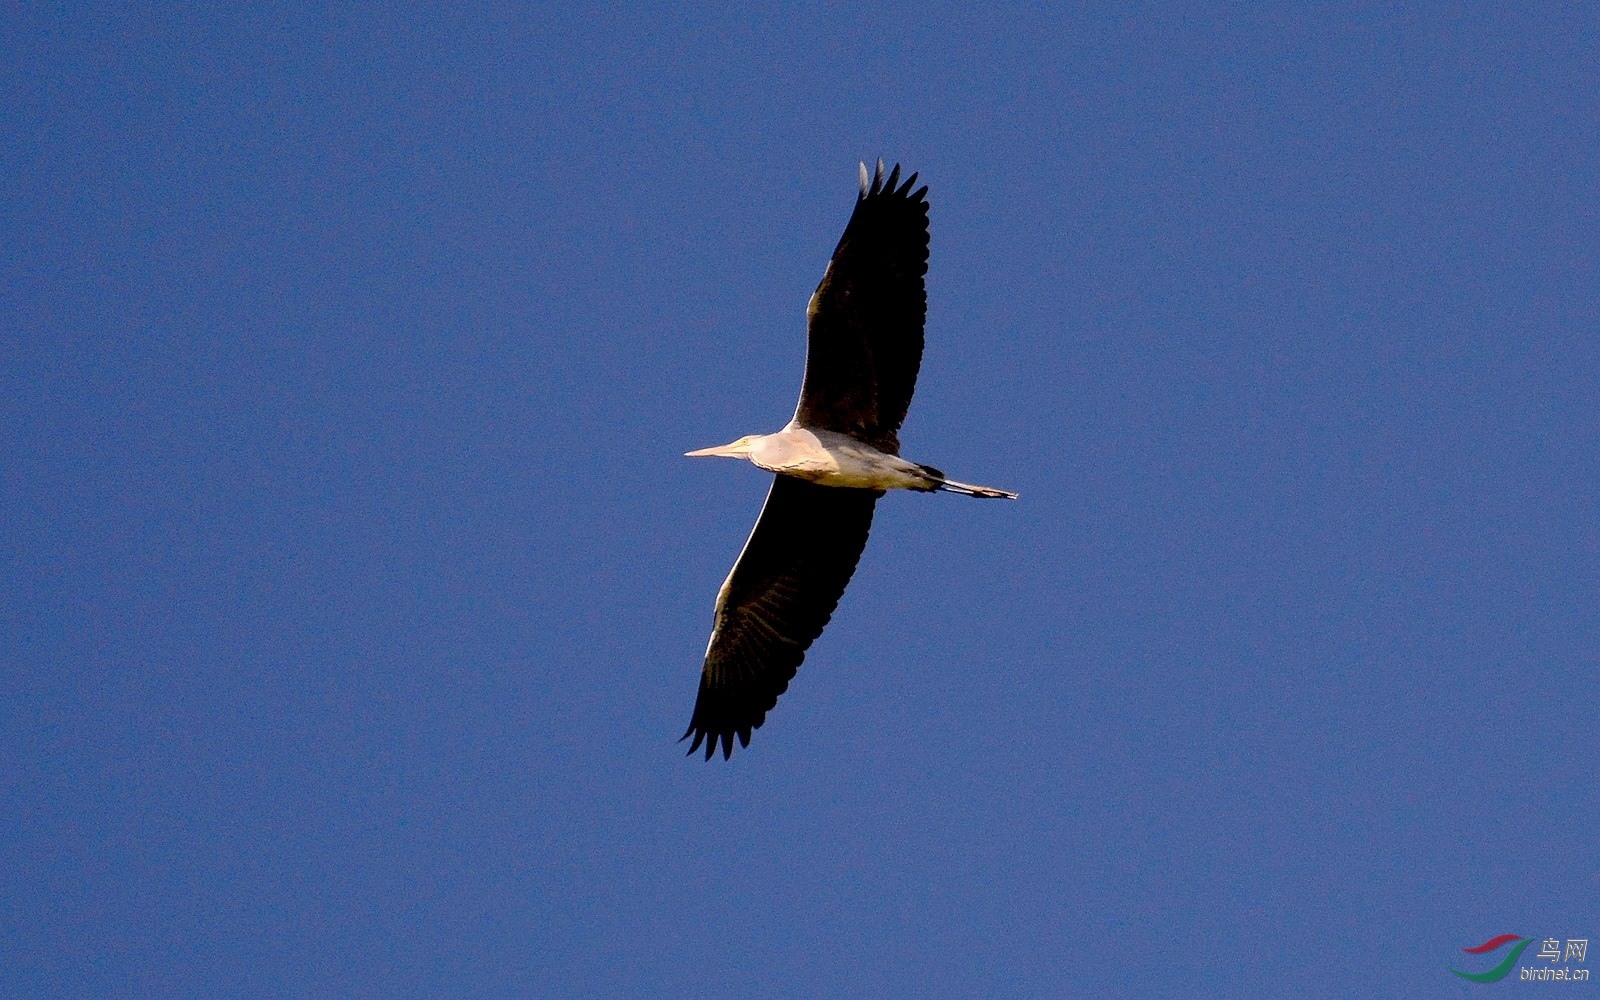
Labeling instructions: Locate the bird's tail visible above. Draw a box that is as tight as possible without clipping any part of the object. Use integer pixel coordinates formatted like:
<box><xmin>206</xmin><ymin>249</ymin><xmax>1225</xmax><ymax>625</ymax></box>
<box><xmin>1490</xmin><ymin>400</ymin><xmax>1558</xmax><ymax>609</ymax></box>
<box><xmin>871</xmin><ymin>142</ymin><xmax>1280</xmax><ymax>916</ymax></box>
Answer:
<box><xmin>918</xmin><ymin>465</ymin><xmax>1018</xmax><ymax>499</ymax></box>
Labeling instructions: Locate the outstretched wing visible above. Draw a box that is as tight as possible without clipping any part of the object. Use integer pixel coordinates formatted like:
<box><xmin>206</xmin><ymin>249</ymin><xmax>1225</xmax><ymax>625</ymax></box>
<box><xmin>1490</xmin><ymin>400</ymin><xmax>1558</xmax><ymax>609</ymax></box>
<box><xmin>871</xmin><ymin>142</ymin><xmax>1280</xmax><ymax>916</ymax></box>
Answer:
<box><xmin>683</xmin><ymin>476</ymin><xmax>880</xmax><ymax>759</ymax></box>
<box><xmin>793</xmin><ymin>161</ymin><xmax>930</xmax><ymax>455</ymax></box>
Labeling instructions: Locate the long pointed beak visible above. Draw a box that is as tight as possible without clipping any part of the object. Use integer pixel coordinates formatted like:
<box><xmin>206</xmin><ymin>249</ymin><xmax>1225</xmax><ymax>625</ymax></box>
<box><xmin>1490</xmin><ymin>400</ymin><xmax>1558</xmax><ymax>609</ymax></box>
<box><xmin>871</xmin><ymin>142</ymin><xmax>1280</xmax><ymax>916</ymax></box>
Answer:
<box><xmin>686</xmin><ymin>438</ymin><xmax>753</xmax><ymax>459</ymax></box>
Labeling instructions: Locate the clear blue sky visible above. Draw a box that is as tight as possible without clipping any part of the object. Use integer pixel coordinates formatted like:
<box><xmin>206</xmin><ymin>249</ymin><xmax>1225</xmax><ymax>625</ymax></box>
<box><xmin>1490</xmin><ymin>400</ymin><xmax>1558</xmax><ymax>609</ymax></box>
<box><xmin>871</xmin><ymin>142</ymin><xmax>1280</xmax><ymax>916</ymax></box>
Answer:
<box><xmin>4</xmin><ymin>5</ymin><xmax>1596</xmax><ymax>996</ymax></box>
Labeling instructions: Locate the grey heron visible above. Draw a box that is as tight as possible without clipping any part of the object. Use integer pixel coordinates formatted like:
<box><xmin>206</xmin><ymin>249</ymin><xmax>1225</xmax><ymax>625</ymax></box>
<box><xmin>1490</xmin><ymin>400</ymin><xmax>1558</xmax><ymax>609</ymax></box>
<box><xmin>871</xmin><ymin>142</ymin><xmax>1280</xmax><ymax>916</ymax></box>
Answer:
<box><xmin>683</xmin><ymin>161</ymin><xmax>1016</xmax><ymax>760</ymax></box>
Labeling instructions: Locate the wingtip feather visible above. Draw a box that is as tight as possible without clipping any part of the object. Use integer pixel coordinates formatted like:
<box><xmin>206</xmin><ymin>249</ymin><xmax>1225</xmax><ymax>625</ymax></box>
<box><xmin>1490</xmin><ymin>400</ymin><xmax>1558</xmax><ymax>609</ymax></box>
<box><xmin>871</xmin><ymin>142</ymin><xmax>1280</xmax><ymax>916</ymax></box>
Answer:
<box><xmin>854</xmin><ymin>159</ymin><xmax>927</xmax><ymax>205</ymax></box>
<box><xmin>681</xmin><ymin>726</ymin><xmax>705</xmax><ymax>756</ymax></box>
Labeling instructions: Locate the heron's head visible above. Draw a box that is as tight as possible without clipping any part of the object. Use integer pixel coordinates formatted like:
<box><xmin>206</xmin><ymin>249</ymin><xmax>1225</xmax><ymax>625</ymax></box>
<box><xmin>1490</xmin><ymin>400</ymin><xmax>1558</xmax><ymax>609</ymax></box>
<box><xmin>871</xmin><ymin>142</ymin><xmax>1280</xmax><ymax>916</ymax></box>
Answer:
<box><xmin>685</xmin><ymin>435</ymin><xmax>760</xmax><ymax>460</ymax></box>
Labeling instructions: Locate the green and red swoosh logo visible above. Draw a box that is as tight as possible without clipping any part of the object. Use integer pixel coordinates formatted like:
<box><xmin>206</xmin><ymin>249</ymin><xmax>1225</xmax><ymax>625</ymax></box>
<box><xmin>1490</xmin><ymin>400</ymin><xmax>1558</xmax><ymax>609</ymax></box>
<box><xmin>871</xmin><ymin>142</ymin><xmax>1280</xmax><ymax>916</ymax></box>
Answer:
<box><xmin>1451</xmin><ymin>934</ymin><xmax>1531</xmax><ymax>983</ymax></box>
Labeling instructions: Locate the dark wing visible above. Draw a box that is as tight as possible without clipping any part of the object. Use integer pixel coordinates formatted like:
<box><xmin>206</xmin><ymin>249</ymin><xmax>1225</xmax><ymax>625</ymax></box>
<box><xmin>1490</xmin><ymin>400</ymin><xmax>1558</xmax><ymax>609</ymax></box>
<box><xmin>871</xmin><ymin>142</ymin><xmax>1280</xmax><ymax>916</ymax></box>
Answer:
<box><xmin>792</xmin><ymin>161</ymin><xmax>930</xmax><ymax>454</ymax></box>
<box><xmin>683</xmin><ymin>475</ymin><xmax>880</xmax><ymax>759</ymax></box>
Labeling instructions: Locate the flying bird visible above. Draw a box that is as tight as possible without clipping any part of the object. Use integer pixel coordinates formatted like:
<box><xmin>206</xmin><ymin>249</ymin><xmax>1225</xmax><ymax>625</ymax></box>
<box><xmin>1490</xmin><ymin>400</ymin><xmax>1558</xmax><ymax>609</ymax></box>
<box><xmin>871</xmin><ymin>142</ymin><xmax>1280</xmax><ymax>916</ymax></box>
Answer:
<box><xmin>683</xmin><ymin>161</ymin><xmax>1016</xmax><ymax>759</ymax></box>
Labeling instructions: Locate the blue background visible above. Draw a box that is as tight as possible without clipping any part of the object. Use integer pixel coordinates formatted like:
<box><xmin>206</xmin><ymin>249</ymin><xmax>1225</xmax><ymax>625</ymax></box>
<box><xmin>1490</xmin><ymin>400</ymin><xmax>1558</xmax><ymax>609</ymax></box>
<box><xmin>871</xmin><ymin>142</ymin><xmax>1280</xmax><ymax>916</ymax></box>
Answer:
<box><xmin>5</xmin><ymin>5</ymin><xmax>1596</xmax><ymax>996</ymax></box>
